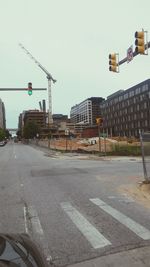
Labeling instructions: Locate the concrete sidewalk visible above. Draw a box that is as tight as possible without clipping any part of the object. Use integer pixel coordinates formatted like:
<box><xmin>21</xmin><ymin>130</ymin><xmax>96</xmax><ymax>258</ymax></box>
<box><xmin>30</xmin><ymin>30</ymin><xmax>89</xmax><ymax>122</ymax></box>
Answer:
<box><xmin>67</xmin><ymin>246</ymin><xmax>150</xmax><ymax>267</ymax></box>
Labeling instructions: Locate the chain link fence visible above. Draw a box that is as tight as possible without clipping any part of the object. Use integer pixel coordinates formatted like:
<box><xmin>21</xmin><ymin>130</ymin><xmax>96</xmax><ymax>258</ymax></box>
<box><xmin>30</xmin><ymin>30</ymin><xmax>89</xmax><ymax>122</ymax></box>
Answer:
<box><xmin>140</xmin><ymin>131</ymin><xmax>150</xmax><ymax>181</ymax></box>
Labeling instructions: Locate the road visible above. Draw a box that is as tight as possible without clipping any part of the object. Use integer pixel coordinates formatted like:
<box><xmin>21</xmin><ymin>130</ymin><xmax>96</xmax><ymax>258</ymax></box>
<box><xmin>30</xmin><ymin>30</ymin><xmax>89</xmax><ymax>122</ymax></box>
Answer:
<box><xmin>0</xmin><ymin>141</ymin><xmax>150</xmax><ymax>266</ymax></box>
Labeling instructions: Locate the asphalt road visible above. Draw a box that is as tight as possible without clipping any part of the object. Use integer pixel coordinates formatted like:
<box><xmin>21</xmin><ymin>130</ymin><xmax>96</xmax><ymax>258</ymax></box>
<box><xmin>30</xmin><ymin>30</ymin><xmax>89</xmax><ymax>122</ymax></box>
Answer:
<box><xmin>0</xmin><ymin>141</ymin><xmax>150</xmax><ymax>266</ymax></box>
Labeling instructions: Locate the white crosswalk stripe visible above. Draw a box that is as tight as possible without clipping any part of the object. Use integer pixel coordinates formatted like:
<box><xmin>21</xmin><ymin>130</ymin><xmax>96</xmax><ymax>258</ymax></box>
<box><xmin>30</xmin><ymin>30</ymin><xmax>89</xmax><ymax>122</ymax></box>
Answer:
<box><xmin>61</xmin><ymin>202</ymin><xmax>111</xmax><ymax>249</ymax></box>
<box><xmin>90</xmin><ymin>198</ymin><xmax>150</xmax><ymax>240</ymax></box>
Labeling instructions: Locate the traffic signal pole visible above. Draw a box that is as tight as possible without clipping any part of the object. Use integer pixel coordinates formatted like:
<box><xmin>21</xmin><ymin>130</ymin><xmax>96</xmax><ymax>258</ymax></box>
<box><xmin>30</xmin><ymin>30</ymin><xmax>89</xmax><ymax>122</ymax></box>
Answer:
<box><xmin>118</xmin><ymin>41</ymin><xmax>150</xmax><ymax>66</ymax></box>
<box><xmin>98</xmin><ymin>123</ymin><xmax>101</xmax><ymax>156</ymax></box>
<box><xmin>109</xmin><ymin>30</ymin><xmax>150</xmax><ymax>69</ymax></box>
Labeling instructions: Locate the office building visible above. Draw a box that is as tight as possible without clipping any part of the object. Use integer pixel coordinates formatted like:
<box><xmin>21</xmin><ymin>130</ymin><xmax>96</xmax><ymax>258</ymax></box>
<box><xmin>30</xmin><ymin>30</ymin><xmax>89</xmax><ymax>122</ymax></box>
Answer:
<box><xmin>70</xmin><ymin>97</ymin><xmax>104</xmax><ymax>125</ymax></box>
<box><xmin>100</xmin><ymin>79</ymin><xmax>150</xmax><ymax>137</ymax></box>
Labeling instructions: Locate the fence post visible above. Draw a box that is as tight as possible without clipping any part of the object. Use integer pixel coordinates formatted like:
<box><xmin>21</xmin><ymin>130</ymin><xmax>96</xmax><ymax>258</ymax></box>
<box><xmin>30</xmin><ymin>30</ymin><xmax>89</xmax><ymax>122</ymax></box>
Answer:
<box><xmin>139</xmin><ymin>129</ymin><xmax>149</xmax><ymax>181</ymax></box>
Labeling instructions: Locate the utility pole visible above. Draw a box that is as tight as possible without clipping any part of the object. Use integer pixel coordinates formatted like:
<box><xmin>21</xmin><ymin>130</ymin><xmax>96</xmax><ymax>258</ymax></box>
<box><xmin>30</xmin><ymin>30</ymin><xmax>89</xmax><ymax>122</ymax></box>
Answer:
<box><xmin>19</xmin><ymin>43</ymin><xmax>56</xmax><ymax>125</ymax></box>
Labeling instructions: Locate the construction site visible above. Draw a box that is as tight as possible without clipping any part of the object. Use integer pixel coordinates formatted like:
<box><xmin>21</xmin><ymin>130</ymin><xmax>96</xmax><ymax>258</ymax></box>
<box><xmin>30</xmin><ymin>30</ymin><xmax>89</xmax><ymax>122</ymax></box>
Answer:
<box><xmin>30</xmin><ymin>136</ymin><xmax>141</xmax><ymax>156</ymax></box>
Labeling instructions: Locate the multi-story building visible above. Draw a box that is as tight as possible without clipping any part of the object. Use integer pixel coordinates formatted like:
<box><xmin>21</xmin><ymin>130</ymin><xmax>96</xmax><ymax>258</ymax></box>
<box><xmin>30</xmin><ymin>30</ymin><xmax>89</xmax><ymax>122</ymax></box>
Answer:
<box><xmin>18</xmin><ymin>110</ymin><xmax>47</xmax><ymax>134</ymax></box>
<box><xmin>70</xmin><ymin>97</ymin><xmax>104</xmax><ymax>125</ymax></box>
<box><xmin>0</xmin><ymin>99</ymin><xmax>6</xmax><ymax>129</ymax></box>
<box><xmin>53</xmin><ymin>114</ymin><xmax>68</xmax><ymax>125</ymax></box>
<box><xmin>100</xmin><ymin>79</ymin><xmax>150</xmax><ymax>137</ymax></box>
<box><xmin>24</xmin><ymin>110</ymin><xmax>46</xmax><ymax>128</ymax></box>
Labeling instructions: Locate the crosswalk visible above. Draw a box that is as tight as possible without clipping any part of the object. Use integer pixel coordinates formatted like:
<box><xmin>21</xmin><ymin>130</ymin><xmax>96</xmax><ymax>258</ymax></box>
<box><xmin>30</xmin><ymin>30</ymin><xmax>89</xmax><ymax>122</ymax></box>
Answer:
<box><xmin>90</xmin><ymin>198</ymin><xmax>150</xmax><ymax>241</ymax></box>
<box><xmin>60</xmin><ymin>198</ymin><xmax>150</xmax><ymax>249</ymax></box>
<box><xmin>24</xmin><ymin>197</ymin><xmax>150</xmax><ymax>258</ymax></box>
<box><xmin>61</xmin><ymin>202</ymin><xmax>111</xmax><ymax>249</ymax></box>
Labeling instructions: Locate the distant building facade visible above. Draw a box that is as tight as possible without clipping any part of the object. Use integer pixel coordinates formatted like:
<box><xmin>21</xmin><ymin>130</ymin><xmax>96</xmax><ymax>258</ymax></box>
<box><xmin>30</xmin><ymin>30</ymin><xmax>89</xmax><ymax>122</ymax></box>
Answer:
<box><xmin>18</xmin><ymin>110</ymin><xmax>47</xmax><ymax>135</ymax></box>
<box><xmin>100</xmin><ymin>79</ymin><xmax>150</xmax><ymax>137</ymax></box>
<box><xmin>23</xmin><ymin>110</ymin><xmax>46</xmax><ymax>128</ymax></box>
<box><xmin>70</xmin><ymin>97</ymin><xmax>104</xmax><ymax>125</ymax></box>
<box><xmin>0</xmin><ymin>99</ymin><xmax>6</xmax><ymax>129</ymax></box>
<box><xmin>53</xmin><ymin>114</ymin><xmax>68</xmax><ymax>125</ymax></box>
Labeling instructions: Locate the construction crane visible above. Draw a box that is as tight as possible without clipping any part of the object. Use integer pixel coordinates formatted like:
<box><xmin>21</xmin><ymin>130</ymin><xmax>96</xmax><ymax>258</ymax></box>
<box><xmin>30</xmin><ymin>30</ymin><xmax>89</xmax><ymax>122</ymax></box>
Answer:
<box><xmin>19</xmin><ymin>43</ymin><xmax>56</xmax><ymax>125</ymax></box>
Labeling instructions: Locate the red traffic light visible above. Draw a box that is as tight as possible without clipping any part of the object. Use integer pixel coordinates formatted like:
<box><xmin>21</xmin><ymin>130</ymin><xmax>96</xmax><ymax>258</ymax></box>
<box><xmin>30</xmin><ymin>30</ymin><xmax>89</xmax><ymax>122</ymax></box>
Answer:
<box><xmin>28</xmin><ymin>82</ymin><xmax>32</xmax><ymax>89</ymax></box>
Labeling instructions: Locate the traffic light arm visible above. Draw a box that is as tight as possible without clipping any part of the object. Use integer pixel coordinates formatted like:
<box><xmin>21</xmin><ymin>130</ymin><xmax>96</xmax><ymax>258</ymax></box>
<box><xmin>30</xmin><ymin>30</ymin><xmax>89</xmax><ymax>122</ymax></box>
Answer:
<box><xmin>119</xmin><ymin>41</ymin><xmax>150</xmax><ymax>66</ymax></box>
<box><xmin>0</xmin><ymin>88</ymin><xmax>47</xmax><ymax>91</ymax></box>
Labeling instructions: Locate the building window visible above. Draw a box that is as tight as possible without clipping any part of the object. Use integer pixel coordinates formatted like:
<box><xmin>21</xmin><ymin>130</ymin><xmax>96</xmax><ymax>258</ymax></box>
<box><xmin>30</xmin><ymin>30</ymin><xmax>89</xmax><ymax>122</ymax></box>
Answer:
<box><xmin>135</xmin><ymin>87</ymin><xmax>141</xmax><ymax>95</ymax></box>
<box><xmin>141</xmin><ymin>112</ymin><xmax>144</xmax><ymax>119</ymax></box>
<box><xmin>129</xmin><ymin>91</ymin><xmax>134</xmax><ymax>97</ymax></box>
<box><xmin>124</xmin><ymin>93</ymin><xmax>128</xmax><ymax>100</ymax></box>
<box><xmin>142</xmin><ymin>84</ymin><xmax>148</xmax><ymax>92</ymax></box>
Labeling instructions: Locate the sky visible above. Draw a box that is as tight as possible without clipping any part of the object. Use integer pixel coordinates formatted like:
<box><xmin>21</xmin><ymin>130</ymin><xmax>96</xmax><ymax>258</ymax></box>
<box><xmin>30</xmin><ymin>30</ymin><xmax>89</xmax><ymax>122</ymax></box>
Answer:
<box><xmin>0</xmin><ymin>0</ymin><xmax>150</xmax><ymax>128</ymax></box>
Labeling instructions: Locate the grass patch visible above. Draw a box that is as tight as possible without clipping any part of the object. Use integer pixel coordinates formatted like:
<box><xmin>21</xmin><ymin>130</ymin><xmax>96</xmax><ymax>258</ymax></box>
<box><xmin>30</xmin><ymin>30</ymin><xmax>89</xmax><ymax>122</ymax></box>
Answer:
<box><xmin>110</xmin><ymin>143</ymin><xmax>141</xmax><ymax>156</ymax></box>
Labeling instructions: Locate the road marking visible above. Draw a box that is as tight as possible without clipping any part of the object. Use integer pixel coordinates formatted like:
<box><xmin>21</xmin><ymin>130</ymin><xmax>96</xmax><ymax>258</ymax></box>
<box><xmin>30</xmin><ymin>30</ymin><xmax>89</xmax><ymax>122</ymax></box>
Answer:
<box><xmin>61</xmin><ymin>202</ymin><xmax>111</xmax><ymax>249</ymax></box>
<box><xmin>90</xmin><ymin>198</ymin><xmax>150</xmax><ymax>240</ymax></box>
<box><xmin>28</xmin><ymin>206</ymin><xmax>44</xmax><ymax>235</ymax></box>
<box><xmin>23</xmin><ymin>206</ymin><xmax>29</xmax><ymax>234</ymax></box>
<box><xmin>24</xmin><ymin>206</ymin><xmax>52</xmax><ymax>264</ymax></box>
<box><xmin>108</xmin><ymin>195</ymin><xmax>134</xmax><ymax>203</ymax></box>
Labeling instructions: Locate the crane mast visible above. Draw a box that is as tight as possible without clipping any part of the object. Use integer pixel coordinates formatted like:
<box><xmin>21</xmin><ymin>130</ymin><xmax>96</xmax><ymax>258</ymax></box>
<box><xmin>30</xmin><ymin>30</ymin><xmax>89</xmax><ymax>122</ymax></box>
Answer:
<box><xmin>19</xmin><ymin>43</ymin><xmax>56</xmax><ymax>125</ymax></box>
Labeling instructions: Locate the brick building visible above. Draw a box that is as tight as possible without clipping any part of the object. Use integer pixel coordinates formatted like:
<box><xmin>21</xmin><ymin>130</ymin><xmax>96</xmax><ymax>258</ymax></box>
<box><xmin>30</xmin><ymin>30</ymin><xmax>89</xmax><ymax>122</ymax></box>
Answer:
<box><xmin>18</xmin><ymin>110</ymin><xmax>47</xmax><ymax>135</ymax></box>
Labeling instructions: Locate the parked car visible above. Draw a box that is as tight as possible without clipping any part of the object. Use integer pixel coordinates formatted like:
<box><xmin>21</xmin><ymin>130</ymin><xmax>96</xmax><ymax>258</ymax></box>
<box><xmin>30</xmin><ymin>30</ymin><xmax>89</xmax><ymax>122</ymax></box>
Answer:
<box><xmin>0</xmin><ymin>141</ymin><xmax>6</xmax><ymax>147</ymax></box>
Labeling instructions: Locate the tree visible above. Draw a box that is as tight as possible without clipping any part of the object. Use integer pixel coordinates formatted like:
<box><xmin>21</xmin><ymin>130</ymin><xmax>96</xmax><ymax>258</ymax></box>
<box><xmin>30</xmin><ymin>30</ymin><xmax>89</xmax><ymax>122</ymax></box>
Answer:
<box><xmin>16</xmin><ymin>130</ymin><xmax>22</xmax><ymax>138</ymax></box>
<box><xmin>0</xmin><ymin>128</ymin><xmax>6</xmax><ymax>141</ymax></box>
<box><xmin>23</xmin><ymin>121</ymin><xmax>40</xmax><ymax>139</ymax></box>
<box><xmin>5</xmin><ymin>129</ymin><xmax>11</xmax><ymax>138</ymax></box>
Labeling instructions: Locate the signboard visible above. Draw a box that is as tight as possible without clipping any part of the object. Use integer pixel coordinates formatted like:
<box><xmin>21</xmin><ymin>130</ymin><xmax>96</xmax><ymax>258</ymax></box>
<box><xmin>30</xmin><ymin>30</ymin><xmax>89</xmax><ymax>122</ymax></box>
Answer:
<box><xmin>65</xmin><ymin>129</ymin><xmax>70</xmax><ymax>136</ymax></box>
<box><xmin>127</xmin><ymin>45</ymin><xmax>133</xmax><ymax>63</ymax></box>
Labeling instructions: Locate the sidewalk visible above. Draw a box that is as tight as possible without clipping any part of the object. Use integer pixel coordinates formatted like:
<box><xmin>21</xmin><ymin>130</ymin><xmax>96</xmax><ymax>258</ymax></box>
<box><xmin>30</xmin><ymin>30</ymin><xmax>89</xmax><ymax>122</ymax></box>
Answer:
<box><xmin>67</xmin><ymin>246</ymin><xmax>150</xmax><ymax>267</ymax></box>
<box><xmin>30</xmin><ymin>143</ymin><xmax>142</xmax><ymax>162</ymax></box>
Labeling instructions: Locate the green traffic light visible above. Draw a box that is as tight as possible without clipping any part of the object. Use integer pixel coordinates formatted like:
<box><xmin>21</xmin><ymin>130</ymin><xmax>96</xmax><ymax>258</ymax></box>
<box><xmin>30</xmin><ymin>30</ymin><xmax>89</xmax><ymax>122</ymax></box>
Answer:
<box><xmin>28</xmin><ymin>90</ymin><xmax>32</xmax><ymax>96</ymax></box>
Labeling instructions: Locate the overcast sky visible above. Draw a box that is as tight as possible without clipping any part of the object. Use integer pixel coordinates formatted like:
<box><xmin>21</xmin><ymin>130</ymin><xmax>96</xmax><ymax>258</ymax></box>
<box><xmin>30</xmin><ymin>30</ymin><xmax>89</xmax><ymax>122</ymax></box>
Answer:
<box><xmin>0</xmin><ymin>0</ymin><xmax>150</xmax><ymax>128</ymax></box>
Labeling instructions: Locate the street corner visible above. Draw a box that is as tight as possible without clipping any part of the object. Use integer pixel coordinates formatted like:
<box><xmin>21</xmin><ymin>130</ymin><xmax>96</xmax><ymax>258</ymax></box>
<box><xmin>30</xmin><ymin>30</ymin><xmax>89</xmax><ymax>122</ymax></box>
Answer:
<box><xmin>118</xmin><ymin>180</ymin><xmax>150</xmax><ymax>209</ymax></box>
<box><xmin>66</xmin><ymin>246</ymin><xmax>150</xmax><ymax>267</ymax></box>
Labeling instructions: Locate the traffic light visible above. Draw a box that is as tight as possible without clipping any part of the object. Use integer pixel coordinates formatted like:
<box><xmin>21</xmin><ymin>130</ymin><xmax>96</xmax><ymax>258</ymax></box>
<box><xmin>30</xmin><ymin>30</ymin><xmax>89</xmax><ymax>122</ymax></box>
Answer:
<box><xmin>135</xmin><ymin>31</ymin><xmax>145</xmax><ymax>54</ymax></box>
<box><xmin>109</xmin><ymin>53</ymin><xmax>119</xmax><ymax>72</ymax></box>
<box><xmin>28</xmin><ymin>82</ymin><xmax>32</xmax><ymax>96</ymax></box>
